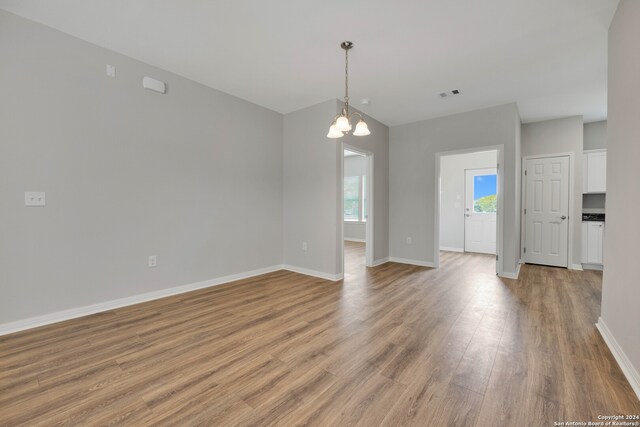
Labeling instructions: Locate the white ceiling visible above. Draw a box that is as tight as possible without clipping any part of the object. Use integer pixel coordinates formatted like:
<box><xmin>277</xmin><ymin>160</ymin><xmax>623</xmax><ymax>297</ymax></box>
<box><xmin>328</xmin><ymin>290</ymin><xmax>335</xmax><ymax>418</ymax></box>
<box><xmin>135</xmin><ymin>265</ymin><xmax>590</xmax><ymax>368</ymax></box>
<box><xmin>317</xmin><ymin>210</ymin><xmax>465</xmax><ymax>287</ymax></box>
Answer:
<box><xmin>0</xmin><ymin>0</ymin><xmax>618</xmax><ymax>126</ymax></box>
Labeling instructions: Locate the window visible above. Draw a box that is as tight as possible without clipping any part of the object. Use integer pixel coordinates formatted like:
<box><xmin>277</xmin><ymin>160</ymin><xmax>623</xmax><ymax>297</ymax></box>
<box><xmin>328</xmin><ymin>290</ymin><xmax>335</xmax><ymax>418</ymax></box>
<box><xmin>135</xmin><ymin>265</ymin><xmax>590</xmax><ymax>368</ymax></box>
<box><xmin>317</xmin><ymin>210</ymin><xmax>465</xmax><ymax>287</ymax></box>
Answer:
<box><xmin>344</xmin><ymin>176</ymin><xmax>360</xmax><ymax>221</ymax></box>
<box><xmin>344</xmin><ymin>175</ymin><xmax>367</xmax><ymax>222</ymax></box>
<box><xmin>473</xmin><ymin>174</ymin><xmax>497</xmax><ymax>213</ymax></box>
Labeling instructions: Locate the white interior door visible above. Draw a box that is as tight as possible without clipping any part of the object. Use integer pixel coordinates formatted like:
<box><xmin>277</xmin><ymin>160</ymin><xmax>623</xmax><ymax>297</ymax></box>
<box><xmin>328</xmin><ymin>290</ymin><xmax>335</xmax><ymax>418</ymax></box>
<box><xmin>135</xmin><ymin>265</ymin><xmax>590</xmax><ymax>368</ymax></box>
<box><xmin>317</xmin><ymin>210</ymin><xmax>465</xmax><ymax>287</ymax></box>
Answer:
<box><xmin>524</xmin><ymin>156</ymin><xmax>570</xmax><ymax>267</ymax></box>
<box><xmin>464</xmin><ymin>168</ymin><xmax>497</xmax><ymax>254</ymax></box>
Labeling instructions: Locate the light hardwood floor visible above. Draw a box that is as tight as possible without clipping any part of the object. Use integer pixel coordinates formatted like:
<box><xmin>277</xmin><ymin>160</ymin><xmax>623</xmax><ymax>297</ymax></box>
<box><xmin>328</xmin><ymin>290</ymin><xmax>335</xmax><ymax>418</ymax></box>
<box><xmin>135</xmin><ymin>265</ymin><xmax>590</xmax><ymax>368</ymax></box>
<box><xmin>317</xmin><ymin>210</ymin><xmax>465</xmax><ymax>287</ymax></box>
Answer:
<box><xmin>1</xmin><ymin>242</ymin><xmax>638</xmax><ymax>426</ymax></box>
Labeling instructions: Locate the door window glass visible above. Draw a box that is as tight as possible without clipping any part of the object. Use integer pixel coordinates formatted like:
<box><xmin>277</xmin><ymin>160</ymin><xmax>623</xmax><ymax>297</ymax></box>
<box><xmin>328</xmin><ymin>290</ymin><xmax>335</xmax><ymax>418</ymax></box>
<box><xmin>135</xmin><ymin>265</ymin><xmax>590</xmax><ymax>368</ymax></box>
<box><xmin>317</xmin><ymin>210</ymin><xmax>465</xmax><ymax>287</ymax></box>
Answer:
<box><xmin>473</xmin><ymin>174</ymin><xmax>497</xmax><ymax>213</ymax></box>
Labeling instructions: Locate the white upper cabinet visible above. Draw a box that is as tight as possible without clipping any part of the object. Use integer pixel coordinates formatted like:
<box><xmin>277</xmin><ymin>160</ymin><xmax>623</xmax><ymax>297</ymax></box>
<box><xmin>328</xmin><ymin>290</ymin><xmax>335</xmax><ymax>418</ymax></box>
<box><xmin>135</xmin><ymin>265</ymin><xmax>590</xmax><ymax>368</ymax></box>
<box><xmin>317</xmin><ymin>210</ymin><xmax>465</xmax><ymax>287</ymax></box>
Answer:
<box><xmin>583</xmin><ymin>149</ymin><xmax>607</xmax><ymax>193</ymax></box>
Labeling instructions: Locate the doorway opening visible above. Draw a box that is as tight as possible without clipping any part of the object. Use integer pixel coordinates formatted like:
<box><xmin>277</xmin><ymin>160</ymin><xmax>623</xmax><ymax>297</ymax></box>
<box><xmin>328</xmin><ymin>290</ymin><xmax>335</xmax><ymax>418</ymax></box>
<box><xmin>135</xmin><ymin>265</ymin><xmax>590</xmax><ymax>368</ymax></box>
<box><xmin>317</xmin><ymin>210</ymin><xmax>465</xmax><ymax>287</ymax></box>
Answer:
<box><xmin>343</xmin><ymin>146</ymin><xmax>373</xmax><ymax>276</ymax></box>
<box><xmin>435</xmin><ymin>146</ymin><xmax>504</xmax><ymax>275</ymax></box>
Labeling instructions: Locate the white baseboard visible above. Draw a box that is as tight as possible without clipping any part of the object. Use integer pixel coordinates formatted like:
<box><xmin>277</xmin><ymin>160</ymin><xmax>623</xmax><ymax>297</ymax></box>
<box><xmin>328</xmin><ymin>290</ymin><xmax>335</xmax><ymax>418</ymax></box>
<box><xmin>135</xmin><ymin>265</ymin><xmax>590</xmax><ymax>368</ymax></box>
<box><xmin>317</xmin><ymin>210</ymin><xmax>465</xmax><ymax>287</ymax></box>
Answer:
<box><xmin>371</xmin><ymin>257</ymin><xmax>390</xmax><ymax>267</ymax></box>
<box><xmin>570</xmin><ymin>263</ymin><xmax>584</xmax><ymax>271</ymax></box>
<box><xmin>344</xmin><ymin>238</ymin><xmax>366</xmax><ymax>243</ymax></box>
<box><xmin>500</xmin><ymin>262</ymin><xmax>522</xmax><ymax>280</ymax></box>
<box><xmin>0</xmin><ymin>264</ymin><xmax>284</xmax><ymax>337</ymax></box>
<box><xmin>596</xmin><ymin>318</ymin><xmax>640</xmax><ymax>400</ymax></box>
<box><xmin>388</xmin><ymin>257</ymin><xmax>436</xmax><ymax>268</ymax></box>
<box><xmin>440</xmin><ymin>246</ymin><xmax>464</xmax><ymax>253</ymax></box>
<box><xmin>582</xmin><ymin>263</ymin><xmax>603</xmax><ymax>271</ymax></box>
<box><xmin>281</xmin><ymin>265</ymin><xmax>343</xmax><ymax>282</ymax></box>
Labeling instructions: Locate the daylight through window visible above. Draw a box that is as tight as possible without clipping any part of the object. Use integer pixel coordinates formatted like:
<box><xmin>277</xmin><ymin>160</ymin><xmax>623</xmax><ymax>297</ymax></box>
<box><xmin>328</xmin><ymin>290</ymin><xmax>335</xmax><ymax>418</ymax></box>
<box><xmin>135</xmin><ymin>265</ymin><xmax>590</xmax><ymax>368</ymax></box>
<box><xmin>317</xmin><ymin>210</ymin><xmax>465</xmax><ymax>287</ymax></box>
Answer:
<box><xmin>344</xmin><ymin>175</ymin><xmax>366</xmax><ymax>222</ymax></box>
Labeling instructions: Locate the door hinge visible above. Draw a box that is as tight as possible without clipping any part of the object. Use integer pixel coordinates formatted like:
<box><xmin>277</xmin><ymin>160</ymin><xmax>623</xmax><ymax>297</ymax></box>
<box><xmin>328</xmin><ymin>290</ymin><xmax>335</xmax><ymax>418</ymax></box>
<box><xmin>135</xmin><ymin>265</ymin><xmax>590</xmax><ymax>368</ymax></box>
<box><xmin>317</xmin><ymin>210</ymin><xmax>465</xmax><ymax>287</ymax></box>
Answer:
<box><xmin>524</xmin><ymin>208</ymin><xmax>527</xmax><ymax>215</ymax></box>
<box><xmin>496</xmin><ymin>255</ymin><xmax>498</xmax><ymax>261</ymax></box>
<box><xmin>524</xmin><ymin>248</ymin><xmax>527</xmax><ymax>253</ymax></box>
<box><xmin>525</xmin><ymin>170</ymin><xmax>527</xmax><ymax>176</ymax></box>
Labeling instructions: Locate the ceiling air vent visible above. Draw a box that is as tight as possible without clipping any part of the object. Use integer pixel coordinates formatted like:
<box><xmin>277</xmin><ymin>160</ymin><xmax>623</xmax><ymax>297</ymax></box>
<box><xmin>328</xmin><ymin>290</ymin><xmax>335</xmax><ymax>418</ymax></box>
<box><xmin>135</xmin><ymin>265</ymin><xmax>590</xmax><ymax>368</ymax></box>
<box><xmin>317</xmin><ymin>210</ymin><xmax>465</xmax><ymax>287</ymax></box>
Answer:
<box><xmin>439</xmin><ymin>89</ymin><xmax>462</xmax><ymax>98</ymax></box>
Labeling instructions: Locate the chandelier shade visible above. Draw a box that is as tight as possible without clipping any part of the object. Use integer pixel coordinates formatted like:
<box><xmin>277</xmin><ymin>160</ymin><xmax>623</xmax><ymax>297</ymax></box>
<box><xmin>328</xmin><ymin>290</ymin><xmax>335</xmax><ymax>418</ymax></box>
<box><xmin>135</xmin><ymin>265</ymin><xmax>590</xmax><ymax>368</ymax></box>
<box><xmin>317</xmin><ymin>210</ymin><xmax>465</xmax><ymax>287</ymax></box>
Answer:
<box><xmin>335</xmin><ymin>115</ymin><xmax>352</xmax><ymax>132</ymax></box>
<box><xmin>352</xmin><ymin>119</ymin><xmax>371</xmax><ymax>136</ymax></box>
<box><xmin>326</xmin><ymin>123</ymin><xmax>344</xmax><ymax>138</ymax></box>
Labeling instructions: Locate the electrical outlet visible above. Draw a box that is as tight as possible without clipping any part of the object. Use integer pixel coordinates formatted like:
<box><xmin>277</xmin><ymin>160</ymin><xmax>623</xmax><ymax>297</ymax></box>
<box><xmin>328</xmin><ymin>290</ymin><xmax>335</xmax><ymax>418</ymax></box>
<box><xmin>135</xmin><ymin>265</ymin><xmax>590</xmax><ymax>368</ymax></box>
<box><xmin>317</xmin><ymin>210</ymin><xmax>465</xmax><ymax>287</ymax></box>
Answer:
<box><xmin>25</xmin><ymin>192</ymin><xmax>46</xmax><ymax>206</ymax></box>
<box><xmin>106</xmin><ymin>64</ymin><xmax>116</xmax><ymax>78</ymax></box>
<box><xmin>148</xmin><ymin>255</ymin><xmax>157</xmax><ymax>267</ymax></box>
<box><xmin>302</xmin><ymin>242</ymin><xmax>308</xmax><ymax>252</ymax></box>
<box><xmin>406</xmin><ymin>237</ymin><xmax>412</xmax><ymax>245</ymax></box>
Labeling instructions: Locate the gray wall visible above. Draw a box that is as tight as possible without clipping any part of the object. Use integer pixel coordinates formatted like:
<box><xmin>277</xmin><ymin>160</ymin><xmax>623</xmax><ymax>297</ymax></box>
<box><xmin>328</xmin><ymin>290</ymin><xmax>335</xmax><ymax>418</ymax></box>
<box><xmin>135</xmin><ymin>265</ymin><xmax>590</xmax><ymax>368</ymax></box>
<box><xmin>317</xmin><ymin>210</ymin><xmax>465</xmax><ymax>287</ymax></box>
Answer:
<box><xmin>283</xmin><ymin>100</ymin><xmax>342</xmax><ymax>276</ymax></box>
<box><xmin>0</xmin><ymin>11</ymin><xmax>284</xmax><ymax>324</ymax></box>
<box><xmin>344</xmin><ymin>154</ymin><xmax>366</xmax><ymax>176</ymax></box>
<box><xmin>584</xmin><ymin>120</ymin><xmax>607</xmax><ymax>150</ymax></box>
<box><xmin>521</xmin><ymin>117</ymin><xmax>583</xmax><ymax>266</ymax></box>
<box><xmin>344</xmin><ymin>155</ymin><xmax>366</xmax><ymax>241</ymax></box>
<box><xmin>389</xmin><ymin>103</ymin><xmax>521</xmax><ymax>275</ymax></box>
<box><xmin>515</xmin><ymin>110</ymin><xmax>522</xmax><ymax>264</ymax></box>
<box><xmin>601</xmin><ymin>0</ymin><xmax>640</xmax><ymax>392</ymax></box>
<box><xmin>440</xmin><ymin>150</ymin><xmax>498</xmax><ymax>251</ymax></box>
<box><xmin>344</xmin><ymin>222</ymin><xmax>365</xmax><ymax>241</ymax></box>
<box><xmin>282</xmin><ymin>101</ymin><xmax>389</xmax><ymax>277</ymax></box>
<box><xmin>582</xmin><ymin>194</ymin><xmax>606</xmax><ymax>211</ymax></box>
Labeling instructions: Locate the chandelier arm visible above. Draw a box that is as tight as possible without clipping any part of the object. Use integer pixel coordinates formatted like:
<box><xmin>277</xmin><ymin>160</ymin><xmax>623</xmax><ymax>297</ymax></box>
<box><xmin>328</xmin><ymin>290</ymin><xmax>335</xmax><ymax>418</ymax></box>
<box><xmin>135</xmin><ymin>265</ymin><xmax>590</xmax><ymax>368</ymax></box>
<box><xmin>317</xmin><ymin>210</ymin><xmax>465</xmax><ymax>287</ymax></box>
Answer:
<box><xmin>348</xmin><ymin>111</ymin><xmax>364</xmax><ymax>121</ymax></box>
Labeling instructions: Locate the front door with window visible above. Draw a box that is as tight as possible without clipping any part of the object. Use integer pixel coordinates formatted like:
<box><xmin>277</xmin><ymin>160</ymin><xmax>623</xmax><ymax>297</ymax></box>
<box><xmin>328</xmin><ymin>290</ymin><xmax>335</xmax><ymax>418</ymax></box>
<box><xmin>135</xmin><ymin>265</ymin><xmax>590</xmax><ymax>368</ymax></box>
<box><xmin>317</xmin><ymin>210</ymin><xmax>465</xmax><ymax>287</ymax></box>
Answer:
<box><xmin>464</xmin><ymin>168</ymin><xmax>497</xmax><ymax>254</ymax></box>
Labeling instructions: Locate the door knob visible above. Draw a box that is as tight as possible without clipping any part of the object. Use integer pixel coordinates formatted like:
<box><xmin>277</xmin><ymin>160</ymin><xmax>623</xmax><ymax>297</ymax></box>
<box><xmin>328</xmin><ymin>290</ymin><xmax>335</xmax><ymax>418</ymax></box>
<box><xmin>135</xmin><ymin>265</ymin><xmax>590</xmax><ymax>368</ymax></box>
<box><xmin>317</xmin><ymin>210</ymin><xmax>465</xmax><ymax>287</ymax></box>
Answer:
<box><xmin>465</xmin><ymin>214</ymin><xmax>470</xmax><ymax>217</ymax></box>
<box><xmin>560</xmin><ymin>216</ymin><xmax>567</xmax><ymax>220</ymax></box>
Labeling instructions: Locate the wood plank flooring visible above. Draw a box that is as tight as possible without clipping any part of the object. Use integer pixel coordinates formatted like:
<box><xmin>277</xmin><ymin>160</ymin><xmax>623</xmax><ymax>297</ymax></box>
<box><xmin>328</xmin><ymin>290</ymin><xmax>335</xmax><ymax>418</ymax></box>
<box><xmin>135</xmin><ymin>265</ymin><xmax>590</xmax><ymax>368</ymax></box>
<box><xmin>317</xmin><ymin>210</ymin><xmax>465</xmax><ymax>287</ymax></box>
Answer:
<box><xmin>1</xmin><ymin>242</ymin><xmax>638</xmax><ymax>426</ymax></box>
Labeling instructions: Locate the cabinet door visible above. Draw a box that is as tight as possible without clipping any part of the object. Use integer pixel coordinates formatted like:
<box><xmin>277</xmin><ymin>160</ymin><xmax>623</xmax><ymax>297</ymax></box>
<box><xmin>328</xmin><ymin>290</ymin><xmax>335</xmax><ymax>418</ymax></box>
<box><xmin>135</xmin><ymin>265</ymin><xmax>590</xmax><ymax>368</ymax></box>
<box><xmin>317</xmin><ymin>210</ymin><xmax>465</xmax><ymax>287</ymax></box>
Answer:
<box><xmin>581</xmin><ymin>222</ymin><xmax>588</xmax><ymax>263</ymax></box>
<box><xmin>600</xmin><ymin>223</ymin><xmax>605</xmax><ymax>265</ymax></box>
<box><xmin>586</xmin><ymin>152</ymin><xmax>607</xmax><ymax>193</ymax></box>
<box><xmin>586</xmin><ymin>222</ymin><xmax>604</xmax><ymax>264</ymax></box>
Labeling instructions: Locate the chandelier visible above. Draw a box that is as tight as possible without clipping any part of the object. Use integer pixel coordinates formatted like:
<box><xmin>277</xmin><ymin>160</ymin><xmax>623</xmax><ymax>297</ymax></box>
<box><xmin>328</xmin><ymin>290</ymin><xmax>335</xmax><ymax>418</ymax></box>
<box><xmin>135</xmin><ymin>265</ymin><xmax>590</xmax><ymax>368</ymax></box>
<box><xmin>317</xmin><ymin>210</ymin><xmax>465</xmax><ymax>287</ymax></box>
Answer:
<box><xmin>327</xmin><ymin>41</ymin><xmax>371</xmax><ymax>138</ymax></box>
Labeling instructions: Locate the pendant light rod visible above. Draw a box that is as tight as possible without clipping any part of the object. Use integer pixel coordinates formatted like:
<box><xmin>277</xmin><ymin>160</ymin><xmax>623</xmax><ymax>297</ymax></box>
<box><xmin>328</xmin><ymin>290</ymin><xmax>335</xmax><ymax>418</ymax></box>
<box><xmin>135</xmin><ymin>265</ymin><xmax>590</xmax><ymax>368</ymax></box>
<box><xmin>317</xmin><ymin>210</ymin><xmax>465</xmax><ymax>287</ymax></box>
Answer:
<box><xmin>341</xmin><ymin>41</ymin><xmax>352</xmax><ymax>116</ymax></box>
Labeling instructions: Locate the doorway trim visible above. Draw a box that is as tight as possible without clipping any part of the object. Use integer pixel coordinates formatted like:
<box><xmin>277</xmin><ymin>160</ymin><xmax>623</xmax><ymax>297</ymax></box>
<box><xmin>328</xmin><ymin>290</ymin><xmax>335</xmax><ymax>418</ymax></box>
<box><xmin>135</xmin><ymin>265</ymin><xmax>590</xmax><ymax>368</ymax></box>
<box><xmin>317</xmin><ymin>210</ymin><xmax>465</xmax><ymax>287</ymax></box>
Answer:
<box><xmin>434</xmin><ymin>145</ymin><xmax>505</xmax><ymax>276</ymax></box>
<box><xmin>342</xmin><ymin>143</ymin><xmax>374</xmax><ymax>269</ymax></box>
<box><xmin>521</xmin><ymin>153</ymin><xmax>576</xmax><ymax>269</ymax></box>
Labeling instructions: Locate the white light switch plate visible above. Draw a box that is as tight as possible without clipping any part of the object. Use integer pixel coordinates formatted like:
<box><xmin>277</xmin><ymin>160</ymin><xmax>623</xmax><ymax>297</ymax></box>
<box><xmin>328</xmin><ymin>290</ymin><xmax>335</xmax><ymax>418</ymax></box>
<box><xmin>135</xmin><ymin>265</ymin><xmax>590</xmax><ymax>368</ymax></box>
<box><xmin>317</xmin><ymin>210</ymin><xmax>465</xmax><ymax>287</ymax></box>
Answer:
<box><xmin>25</xmin><ymin>192</ymin><xmax>46</xmax><ymax>206</ymax></box>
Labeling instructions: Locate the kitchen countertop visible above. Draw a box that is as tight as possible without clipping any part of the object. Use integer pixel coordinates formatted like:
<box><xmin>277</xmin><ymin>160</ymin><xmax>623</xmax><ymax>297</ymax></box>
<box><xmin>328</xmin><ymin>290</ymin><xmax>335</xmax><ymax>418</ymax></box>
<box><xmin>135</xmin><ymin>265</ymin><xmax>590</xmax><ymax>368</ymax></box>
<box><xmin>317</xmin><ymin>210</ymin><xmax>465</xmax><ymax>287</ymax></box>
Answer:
<box><xmin>582</xmin><ymin>212</ymin><xmax>605</xmax><ymax>222</ymax></box>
